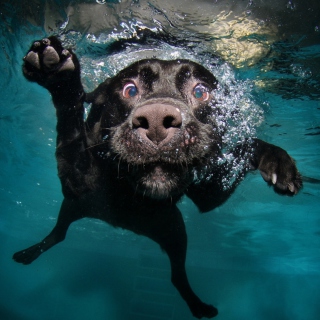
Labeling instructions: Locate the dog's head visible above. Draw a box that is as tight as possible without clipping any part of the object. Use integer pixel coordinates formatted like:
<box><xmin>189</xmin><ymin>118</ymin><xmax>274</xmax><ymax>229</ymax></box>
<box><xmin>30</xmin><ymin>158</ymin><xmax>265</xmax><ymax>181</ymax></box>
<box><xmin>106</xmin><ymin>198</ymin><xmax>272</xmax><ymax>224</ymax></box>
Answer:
<box><xmin>91</xmin><ymin>59</ymin><xmax>222</xmax><ymax>199</ymax></box>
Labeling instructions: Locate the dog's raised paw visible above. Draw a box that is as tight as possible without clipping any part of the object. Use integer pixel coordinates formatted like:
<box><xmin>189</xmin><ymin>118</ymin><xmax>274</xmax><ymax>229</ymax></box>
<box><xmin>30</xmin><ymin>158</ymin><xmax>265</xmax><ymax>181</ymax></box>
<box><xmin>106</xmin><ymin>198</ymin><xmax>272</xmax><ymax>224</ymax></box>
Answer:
<box><xmin>22</xmin><ymin>36</ymin><xmax>76</xmax><ymax>86</ymax></box>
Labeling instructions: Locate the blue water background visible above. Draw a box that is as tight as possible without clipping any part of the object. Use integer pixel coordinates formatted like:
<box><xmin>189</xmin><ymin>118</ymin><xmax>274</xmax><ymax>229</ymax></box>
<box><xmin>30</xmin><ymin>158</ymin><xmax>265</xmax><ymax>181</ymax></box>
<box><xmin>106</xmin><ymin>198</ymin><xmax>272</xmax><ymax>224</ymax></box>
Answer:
<box><xmin>0</xmin><ymin>1</ymin><xmax>320</xmax><ymax>319</ymax></box>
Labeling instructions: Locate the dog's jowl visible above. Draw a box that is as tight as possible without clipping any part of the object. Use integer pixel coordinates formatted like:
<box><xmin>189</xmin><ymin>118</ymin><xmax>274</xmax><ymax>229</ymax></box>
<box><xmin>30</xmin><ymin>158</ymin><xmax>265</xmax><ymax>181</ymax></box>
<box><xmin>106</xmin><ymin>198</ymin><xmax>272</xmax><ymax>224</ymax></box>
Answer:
<box><xmin>13</xmin><ymin>36</ymin><xmax>302</xmax><ymax>319</ymax></box>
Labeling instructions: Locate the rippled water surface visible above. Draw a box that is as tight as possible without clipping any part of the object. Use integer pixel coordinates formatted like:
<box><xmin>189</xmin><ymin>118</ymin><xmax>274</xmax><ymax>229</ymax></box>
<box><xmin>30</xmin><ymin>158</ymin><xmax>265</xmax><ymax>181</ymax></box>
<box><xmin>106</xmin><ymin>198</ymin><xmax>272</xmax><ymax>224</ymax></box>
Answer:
<box><xmin>0</xmin><ymin>1</ymin><xmax>320</xmax><ymax>319</ymax></box>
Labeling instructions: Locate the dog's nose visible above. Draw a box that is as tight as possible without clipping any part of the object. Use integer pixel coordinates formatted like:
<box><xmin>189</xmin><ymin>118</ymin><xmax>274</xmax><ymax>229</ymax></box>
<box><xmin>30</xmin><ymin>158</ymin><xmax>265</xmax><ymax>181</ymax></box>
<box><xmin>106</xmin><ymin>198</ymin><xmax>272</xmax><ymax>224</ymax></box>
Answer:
<box><xmin>132</xmin><ymin>104</ymin><xmax>182</xmax><ymax>145</ymax></box>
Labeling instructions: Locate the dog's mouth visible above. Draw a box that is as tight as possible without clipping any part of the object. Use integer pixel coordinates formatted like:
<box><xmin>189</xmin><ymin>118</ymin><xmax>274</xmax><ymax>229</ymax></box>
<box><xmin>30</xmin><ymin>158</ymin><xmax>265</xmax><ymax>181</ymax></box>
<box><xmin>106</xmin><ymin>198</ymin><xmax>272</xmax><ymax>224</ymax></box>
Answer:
<box><xmin>128</xmin><ymin>162</ymin><xmax>191</xmax><ymax>200</ymax></box>
<box><xmin>105</xmin><ymin>117</ymin><xmax>221</xmax><ymax>199</ymax></box>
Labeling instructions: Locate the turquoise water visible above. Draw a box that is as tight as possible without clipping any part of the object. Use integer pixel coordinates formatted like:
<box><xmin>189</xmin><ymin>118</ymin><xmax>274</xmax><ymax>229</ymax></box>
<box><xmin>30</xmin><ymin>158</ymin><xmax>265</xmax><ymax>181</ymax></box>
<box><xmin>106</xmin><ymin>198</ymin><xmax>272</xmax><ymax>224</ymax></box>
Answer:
<box><xmin>0</xmin><ymin>1</ymin><xmax>319</xmax><ymax>319</ymax></box>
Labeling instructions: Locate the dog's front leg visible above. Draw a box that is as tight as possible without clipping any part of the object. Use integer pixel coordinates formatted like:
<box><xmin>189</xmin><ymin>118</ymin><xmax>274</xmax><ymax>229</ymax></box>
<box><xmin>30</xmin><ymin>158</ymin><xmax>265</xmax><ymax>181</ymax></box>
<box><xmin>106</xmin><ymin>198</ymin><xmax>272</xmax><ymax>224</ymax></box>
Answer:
<box><xmin>22</xmin><ymin>36</ymin><xmax>98</xmax><ymax>197</ymax></box>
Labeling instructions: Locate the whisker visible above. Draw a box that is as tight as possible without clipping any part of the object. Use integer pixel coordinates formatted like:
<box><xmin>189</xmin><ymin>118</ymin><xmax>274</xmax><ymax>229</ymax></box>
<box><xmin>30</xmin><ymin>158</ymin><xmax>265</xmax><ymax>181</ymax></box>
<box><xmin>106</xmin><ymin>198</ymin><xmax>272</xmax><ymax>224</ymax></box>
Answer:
<box><xmin>134</xmin><ymin>182</ymin><xmax>140</xmax><ymax>196</ymax></box>
<box><xmin>84</xmin><ymin>127</ymin><xmax>113</xmax><ymax>150</ymax></box>
<box><xmin>85</xmin><ymin>141</ymin><xmax>108</xmax><ymax>150</ymax></box>
<box><xmin>117</xmin><ymin>156</ymin><xmax>122</xmax><ymax>178</ymax></box>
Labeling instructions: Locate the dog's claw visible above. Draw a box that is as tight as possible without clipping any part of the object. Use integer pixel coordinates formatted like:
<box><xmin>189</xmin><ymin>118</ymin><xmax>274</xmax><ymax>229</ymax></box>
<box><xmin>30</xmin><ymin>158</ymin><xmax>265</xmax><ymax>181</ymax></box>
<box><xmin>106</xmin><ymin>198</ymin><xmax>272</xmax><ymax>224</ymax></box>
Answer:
<box><xmin>32</xmin><ymin>41</ymin><xmax>41</xmax><ymax>49</ymax></box>
<box><xmin>272</xmin><ymin>173</ymin><xmax>277</xmax><ymax>184</ymax></box>
<box><xmin>42</xmin><ymin>38</ymin><xmax>51</xmax><ymax>46</ymax></box>
<box><xmin>288</xmin><ymin>182</ymin><xmax>295</xmax><ymax>193</ymax></box>
<box><xmin>61</xmin><ymin>49</ymin><xmax>71</xmax><ymax>57</ymax></box>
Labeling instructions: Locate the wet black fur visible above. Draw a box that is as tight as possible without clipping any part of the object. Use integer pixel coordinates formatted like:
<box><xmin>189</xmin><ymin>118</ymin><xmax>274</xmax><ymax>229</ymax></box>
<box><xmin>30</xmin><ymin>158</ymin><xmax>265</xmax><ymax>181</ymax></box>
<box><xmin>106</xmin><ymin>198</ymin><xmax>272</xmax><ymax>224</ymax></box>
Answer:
<box><xmin>13</xmin><ymin>36</ymin><xmax>302</xmax><ymax>319</ymax></box>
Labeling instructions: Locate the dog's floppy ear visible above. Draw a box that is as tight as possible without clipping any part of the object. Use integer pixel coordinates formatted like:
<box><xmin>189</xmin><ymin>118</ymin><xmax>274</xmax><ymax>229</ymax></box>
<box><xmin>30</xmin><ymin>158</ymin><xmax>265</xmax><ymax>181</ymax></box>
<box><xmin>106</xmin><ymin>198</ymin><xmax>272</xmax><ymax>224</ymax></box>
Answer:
<box><xmin>85</xmin><ymin>78</ymin><xmax>112</xmax><ymax>104</ymax></box>
<box><xmin>85</xmin><ymin>78</ymin><xmax>113</xmax><ymax>129</ymax></box>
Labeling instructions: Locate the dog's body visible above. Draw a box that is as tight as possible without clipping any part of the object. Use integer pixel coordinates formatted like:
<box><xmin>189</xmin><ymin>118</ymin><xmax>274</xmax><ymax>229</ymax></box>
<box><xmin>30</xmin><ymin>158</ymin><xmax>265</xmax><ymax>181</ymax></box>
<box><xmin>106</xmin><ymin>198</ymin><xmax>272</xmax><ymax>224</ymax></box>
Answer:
<box><xmin>13</xmin><ymin>36</ymin><xmax>302</xmax><ymax>318</ymax></box>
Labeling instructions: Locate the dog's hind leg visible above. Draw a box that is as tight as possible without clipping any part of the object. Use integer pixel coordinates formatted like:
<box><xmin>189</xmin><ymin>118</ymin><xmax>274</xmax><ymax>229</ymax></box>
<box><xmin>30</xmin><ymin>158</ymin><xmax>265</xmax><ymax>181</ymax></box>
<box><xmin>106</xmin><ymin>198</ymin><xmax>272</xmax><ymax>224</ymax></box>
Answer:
<box><xmin>148</xmin><ymin>207</ymin><xmax>218</xmax><ymax>319</ymax></box>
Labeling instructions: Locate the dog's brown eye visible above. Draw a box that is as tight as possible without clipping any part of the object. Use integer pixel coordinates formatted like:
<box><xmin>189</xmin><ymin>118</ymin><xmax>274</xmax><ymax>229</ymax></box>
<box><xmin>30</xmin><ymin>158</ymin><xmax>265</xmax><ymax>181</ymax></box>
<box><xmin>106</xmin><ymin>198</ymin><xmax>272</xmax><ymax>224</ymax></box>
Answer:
<box><xmin>123</xmin><ymin>83</ymin><xmax>138</xmax><ymax>98</ymax></box>
<box><xmin>192</xmin><ymin>84</ymin><xmax>209</xmax><ymax>101</ymax></box>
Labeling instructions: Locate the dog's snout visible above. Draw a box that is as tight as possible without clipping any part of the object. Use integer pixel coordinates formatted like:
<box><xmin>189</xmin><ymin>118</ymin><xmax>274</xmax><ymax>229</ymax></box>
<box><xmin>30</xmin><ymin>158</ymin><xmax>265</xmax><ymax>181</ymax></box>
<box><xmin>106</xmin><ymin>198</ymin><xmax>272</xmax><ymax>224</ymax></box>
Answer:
<box><xmin>132</xmin><ymin>104</ymin><xmax>182</xmax><ymax>145</ymax></box>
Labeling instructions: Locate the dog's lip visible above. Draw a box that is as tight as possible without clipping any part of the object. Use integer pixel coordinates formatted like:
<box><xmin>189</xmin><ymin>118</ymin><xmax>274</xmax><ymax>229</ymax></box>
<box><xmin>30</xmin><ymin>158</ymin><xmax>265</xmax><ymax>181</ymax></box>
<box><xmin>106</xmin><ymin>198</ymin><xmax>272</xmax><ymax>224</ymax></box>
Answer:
<box><xmin>147</xmin><ymin>156</ymin><xmax>188</xmax><ymax>169</ymax></box>
<box><xmin>133</xmin><ymin>161</ymin><xmax>183</xmax><ymax>177</ymax></box>
<box><xmin>141</xmin><ymin>162</ymin><xmax>179</xmax><ymax>171</ymax></box>
<box><xmin>148</xmin><ymin>165</ymin><xmax>170</xmax><ymax>182</ymax></box>
<box><xmin>139</xmin><ymin>163</ymin><xmax>183</xmax><ymax>186</ymax></box>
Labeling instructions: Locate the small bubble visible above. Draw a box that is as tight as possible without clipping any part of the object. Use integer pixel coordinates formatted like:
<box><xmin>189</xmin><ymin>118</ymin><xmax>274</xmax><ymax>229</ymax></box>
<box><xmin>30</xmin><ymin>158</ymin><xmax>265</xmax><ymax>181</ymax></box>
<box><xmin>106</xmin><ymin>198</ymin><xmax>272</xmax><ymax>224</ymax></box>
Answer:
<box><xmin>286</xmin><ymin>1</ymin><xmax>295</xmax><ymax>10</ymax></box>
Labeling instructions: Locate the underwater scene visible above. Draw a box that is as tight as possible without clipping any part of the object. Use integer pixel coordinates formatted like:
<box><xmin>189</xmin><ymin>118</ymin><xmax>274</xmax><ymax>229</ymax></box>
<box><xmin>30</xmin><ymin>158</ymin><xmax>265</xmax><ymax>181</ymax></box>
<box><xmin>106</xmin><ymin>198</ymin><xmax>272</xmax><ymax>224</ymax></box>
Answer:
<box><xmin>0</xmin><ymin>0</ymin><xmax>320</xmax><ymax>319</ymax></box>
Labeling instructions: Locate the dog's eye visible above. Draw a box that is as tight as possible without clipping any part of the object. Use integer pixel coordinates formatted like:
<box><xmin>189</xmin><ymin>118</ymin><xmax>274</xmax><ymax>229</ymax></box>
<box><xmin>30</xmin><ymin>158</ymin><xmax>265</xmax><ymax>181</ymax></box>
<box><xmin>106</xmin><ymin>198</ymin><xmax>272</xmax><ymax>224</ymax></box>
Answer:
<box><xmin>192</xmin><ymin>84</ymin><xmax>210</xmax><ymax>101</ymax></box>
<box><xmin>123</xmin><ymin>83</ymin><xmax>138</xmax><ymax>98</ymax></box>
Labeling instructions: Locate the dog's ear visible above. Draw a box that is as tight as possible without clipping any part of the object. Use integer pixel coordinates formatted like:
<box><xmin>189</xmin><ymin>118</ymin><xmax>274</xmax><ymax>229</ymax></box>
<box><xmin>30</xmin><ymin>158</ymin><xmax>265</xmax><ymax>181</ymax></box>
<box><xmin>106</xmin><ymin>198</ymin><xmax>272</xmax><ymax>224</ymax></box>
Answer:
<box><xmin>85</xmin><ymin>78</ymin><xmax>113</xmax><ymax>129</ymax></box>
<box><xmin>85</xmin><ymin>78</ymin><xmax>112</xmax><ymax>104</ymax></box>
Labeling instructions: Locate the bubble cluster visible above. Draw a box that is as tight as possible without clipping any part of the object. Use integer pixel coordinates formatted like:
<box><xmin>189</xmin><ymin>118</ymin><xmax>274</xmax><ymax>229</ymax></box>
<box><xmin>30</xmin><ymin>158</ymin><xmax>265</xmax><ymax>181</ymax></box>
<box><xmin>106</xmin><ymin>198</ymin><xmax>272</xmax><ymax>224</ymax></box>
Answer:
<box><xmin>203</xmin><ymin>62</ymin><xmax>264</xmax><ymax>189</ymax></box>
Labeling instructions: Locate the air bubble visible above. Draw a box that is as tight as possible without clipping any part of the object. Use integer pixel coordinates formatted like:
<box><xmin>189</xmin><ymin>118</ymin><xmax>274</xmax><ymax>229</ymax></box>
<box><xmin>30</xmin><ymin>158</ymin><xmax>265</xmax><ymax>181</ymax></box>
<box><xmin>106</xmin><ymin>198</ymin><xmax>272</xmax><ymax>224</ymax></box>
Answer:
<box><xmin>286</xmin><ymin>1</ymin><xmax>296</xmax><ymax>10</ymax></box>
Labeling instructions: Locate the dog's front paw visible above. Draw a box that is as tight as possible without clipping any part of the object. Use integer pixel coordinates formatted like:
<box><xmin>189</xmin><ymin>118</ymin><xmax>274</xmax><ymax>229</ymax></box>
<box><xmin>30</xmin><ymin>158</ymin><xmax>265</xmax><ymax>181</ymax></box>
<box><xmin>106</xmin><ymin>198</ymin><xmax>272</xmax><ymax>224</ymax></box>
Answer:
<box><xmin>23</xmin><ymin>36</ymin><xmax>78</xmax><ymax>88</ymax></box>
<box><xmin>258</xmin><ymin>146</ymin><xmax>302</xmax><ymax>194</ymax></box>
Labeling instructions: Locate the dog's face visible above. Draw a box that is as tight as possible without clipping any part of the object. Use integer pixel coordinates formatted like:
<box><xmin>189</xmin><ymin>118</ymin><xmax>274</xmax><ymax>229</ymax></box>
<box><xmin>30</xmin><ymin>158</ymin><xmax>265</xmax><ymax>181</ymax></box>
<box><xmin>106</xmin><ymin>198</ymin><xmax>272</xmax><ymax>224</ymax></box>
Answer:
<box><xmin>93</xmin><ymin>59</ymin><xmax>222</xmax><ymax>199</ymax></box>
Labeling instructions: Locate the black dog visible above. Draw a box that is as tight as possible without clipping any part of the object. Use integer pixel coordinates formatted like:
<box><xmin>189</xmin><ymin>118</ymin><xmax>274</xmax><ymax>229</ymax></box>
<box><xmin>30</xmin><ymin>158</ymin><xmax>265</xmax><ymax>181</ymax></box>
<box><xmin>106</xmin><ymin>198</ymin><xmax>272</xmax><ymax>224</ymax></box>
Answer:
<box><xmin>13</xmin><ymin>36</ymin><xmax>302</xmax><ymax>319</ymax></box>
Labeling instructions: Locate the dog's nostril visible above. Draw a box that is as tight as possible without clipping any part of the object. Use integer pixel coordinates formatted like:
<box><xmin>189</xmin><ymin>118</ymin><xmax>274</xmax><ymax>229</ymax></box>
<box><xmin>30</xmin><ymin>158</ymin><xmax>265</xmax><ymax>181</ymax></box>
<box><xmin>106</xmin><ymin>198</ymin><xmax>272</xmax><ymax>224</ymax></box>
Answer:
<box><xmin>163</xmin><ymin>116</ymin><xmax>179</xmax><ymax>129</ymax></box>
<box><xmin>133</xmin><ymin>116</ymin><xmax>149</xmax><ymax>129</ymax></box>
